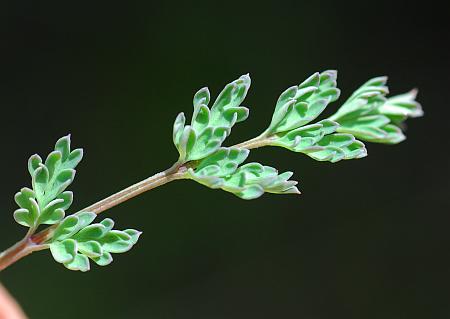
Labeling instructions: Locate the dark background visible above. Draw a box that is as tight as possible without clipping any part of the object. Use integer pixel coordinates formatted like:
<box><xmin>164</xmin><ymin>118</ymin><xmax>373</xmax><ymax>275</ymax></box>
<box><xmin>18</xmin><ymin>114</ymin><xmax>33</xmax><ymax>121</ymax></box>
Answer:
<box><xmin>1</xmin><ymin>1</ymin><xmax>449</xmax><ymax>318</ymax></box>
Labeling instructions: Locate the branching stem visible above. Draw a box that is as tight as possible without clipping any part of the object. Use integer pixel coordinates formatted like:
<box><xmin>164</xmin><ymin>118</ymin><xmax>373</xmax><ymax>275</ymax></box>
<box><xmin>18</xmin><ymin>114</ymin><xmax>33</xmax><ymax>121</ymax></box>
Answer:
<box><xmin>0</xmin><ymin>237</ymin><xmax>48</xmax><ymax>272</ymax></box>
<box><xmin>0</xmin><ymin>136</ymin><xmax>271</xmax><ymax>271</ymax></box>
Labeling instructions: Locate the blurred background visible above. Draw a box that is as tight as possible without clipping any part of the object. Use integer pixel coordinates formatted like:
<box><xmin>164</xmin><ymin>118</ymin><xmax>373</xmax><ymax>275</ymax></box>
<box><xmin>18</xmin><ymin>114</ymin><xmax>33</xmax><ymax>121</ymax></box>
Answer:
<box><xmin>1</xmin><ymin>1</ymin><xmax>449</xmax><ymax>318</ymax></box>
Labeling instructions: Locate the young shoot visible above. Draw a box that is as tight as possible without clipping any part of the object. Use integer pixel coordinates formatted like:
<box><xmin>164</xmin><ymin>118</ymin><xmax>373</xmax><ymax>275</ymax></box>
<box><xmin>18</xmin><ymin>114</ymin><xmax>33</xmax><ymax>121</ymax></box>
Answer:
<box><xmin>0</xmin><ymin>70</ymin><xmax>423</xmax><ymax>272</ymax></box>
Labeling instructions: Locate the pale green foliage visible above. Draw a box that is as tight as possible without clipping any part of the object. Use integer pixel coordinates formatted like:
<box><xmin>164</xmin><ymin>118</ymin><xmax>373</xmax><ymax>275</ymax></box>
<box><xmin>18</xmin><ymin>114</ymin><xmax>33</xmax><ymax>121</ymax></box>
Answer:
<box><xmin>220</xmin><ymin>164</ymin><xmax>299</xmax><ymax>200</ymax></box>
<box><xmin>329</xmin><ymin>77</ymin><xmax>423</xmax><ymax>144</ymax></box>
<box><xmin>6</xmin><ymin>71</ymin><xmax>421</xmax><ymax>273</ymax></box>
<box><xmin>14</xmin><ymin>135</ymin><xmax>82</xmax><ymax>228</ymax></box>
<box><xmin>187</xmin><ymin>148</ymin><xmax>299</xmax><ymax>199</ymax></box>
<box><xmin>13</xmin><ymin>135</ymin><xmax>142</xmax><ymax>272</ymax></box>
<box><xmin>49</xmin><ymin>212</ymin><xmax>141</xmax><ymax>272</ymax></box>
<box><xmin>173</xmin><ymin>75</ymin><xmax>251</xmax><ymax>162</ymax></box>
<box><xmin>380</xmin><ymin>89</ymin><xmax>423</xmax><ymax>124</ymax></box>
<box><xmin>175</xmin><ymin>71</ymin><xmax>421</xmax><ymax>199</ymax></box>
<box><xmin>175</xmin><ymin>75</ymin><xmax>299</xmax><ymax>199</ymax></box>
<box><xmin>262</xmin><ymin>71</ymin><xmax>367</xmax><ymax>162</ymax></box>
<box><xmin>271</xmin><ymin>119</ymin><xmax>367</xmax><ymax>162</ymax></box>
<box><xmin>191</xmin><ymin>147</ymin><xmax>250</xmax><ymax>182</ymax></box>
<box><xmin>265</xmin><ymin>71</ymin><xmax>340</xmax><ymax>134</ymax></box>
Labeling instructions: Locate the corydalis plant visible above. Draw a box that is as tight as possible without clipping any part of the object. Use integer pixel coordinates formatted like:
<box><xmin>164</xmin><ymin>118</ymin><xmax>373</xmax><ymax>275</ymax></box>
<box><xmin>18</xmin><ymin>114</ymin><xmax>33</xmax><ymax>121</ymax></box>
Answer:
<box><xmin>0</xmin><ymin>70</ymin><xmax>422</xmax><ymax>272</ymax></box>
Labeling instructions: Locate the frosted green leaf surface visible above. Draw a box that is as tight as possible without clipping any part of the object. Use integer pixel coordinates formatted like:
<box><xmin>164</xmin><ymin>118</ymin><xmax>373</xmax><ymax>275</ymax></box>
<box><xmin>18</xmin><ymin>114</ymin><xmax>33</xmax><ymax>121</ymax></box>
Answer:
<box><xmin>14</xmin><ymin>135</ymin><xmax>82</xmax><ymax>228</ymax></box>
<box><xmin>173</xmin><ymin>75</ymin><xmax>251</xmax><ymax>162</ymax></box>
<box><xmin>221</xmin><ymin>163</ymin><xmax>300</xmax><ymax>200</ymax></box>
<box><xmin>269</xmin><ymin>119</ymin><xmax>367</xmax><ymax>162</ymax></box>
<box><xmin>259</xmin><ymin>71</ymin><xmax>367</xmax><ymax>162</ymax></box>
<box><xmin>329</xmin><ymin>77</ymin><xmax>423</xmax><ymax>144</ymax></box>
<box><xmin>187</xmin><ymin>148</ymin><xmax>299</xmax><ymax>200</ymax></box>
<box><xmin>265</xmin><ymin>70</ymin><xmax>340</xmax><ymax>134</ymax></box>
<box><xmin>49</xmin><ymin>212</ymin><xmax>142</xmax><ymax>272</ymax></box>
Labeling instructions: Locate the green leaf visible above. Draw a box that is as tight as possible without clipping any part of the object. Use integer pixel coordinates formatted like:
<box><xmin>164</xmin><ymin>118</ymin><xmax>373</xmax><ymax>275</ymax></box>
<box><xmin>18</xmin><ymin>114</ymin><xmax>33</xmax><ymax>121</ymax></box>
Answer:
<box><xmin>336</xmin><ymin>114</ymin><xmax>395</xmax><ymax>142</ymax></box>
<box><xmin>92</xmin><ymin>252</ymin><xmax>113</xmax><ymax>267</ymax></box>
<box><xmin>124</xmin><ymin>229</ymin><xmax>142</xmax><ymax>245</ymax></box>
<box><xmin>13</xmin><ymin>188</ymin><xmax>40</xmax><ymax>227</ymax></box>
<box><xmin>73</xmin><ymin>223</ymin><xmax>108</xmax><ymax>241</ymax></box>
<box><xmin>49</xmin><ymin>214</ymin><xmax>141</xmax><ymax>272</ymax></box>
<box><xmin>100</xmin><ymin>230</ymin><xmax>133</xmax><ymax>253</ymax></box>
<box><xmin>38</xmin><ymin>207</ymin><xmax>65</xmax><ymax>225</ymax></box>
<box><xmin>267</xmin><ymin>119</ymin><xmax>366</xmax><ymax>162</ymax></box>
<box><xmin>271</xmin><ymin>119</ymin><xmax>339</xmax><ymax>151</ymax></box>
<box><xmin>173</xmin><ymin>112</ymin><xmax>186</xmax><ymax>146</ymax></box>
<box><xmin>236</xmin><ymin>184</ymin><xmax>265</xmax><ymax>200</ymax></box>
<box><xmin>38</xmin><ymin>191</ymin><xmax>73</xmax><ymax>224</ymax></box>
<box><xmin>44</xmin><ymin>168</ymin><xmax>76</xmax><ymax>202</ymax></box>
<box><xmin>32</xmin><ymin>135</ymin><xmax>82</xmax><ymax>208</ymax></box>
<box><xmin>75</xmin><ymin>211</ymin><xmax>97</xmax><ymax>229</ymax></box>
<box><xmin>176</xmin><ymin>126</ymin><xmax>196</xmax><ymax>161</ymax></box>
<box><xmin>13</xmin><ymin>207</ymin><xmax>39</xmax><ymax>228</ymax></box>
<box><xmin>193</xmin><ymin>87</ymin><xmax>210</xmax><ymax>107</ymax></box>
<box><xmin>50</xmin><ymin>239</ymin><xmax>77</xmax><ymax>264</ymax></box>
<box><xmin>44</xmin><ymin>151</ymin><xmax>62</xmax><ymax>179</ymax></box>
<box><xmin>303</xmin><ymin>134</ymin><xmax>367</xmax><ymax>162</ymax></box>
<box><xmin>64</xmin><ymin>254</ymin><xmax>90</xmax><ymax>272</ymax></box>
<box><xmin>52</xmin><ymin>212</ymin><xmax>96</xmax><ymax>242</ymax></box>
<box><xmin>100</xmin><ymin>218</ymin><xmax>115</xmax><ymax>232</ymax></box>
<box><xmin>265</xmin><ymin>70</ymin><xmax>340</xmax><ymax>134</ymax></box>
<box><xmin>222</xmin><ymin>163</ymin><xmax>300</xmax><ymax>199</ymax></box>
<box><xmin>329</xmin><ymin>76</ymin><xmax>422</xmax><ymax>144</ymax></box>
<box><xmin>210</xmin><ymin>74</ymin><xmax>251</xmax><ymax>125</ymax></box>
<box><xmin>14</xmin><ymin>188</ymin><xmax>36</xmax><ymax>210</ymax></box>
<box><xmin>54</xmin><ymin>135</ymin><xmax>71</xmax><ymax>161</ymax></box>
<box><xmin>66</xmin><ymin>149</ymin><xmax>83</xmax><ymax>169</ymax></box>
<box><xmin>330</xmin><ymin>76</ymin><xmax>389</xmax><ymax>121</ymax></box>
<box><xmin>378</xmin><ymin>89</ymin><xmax>424</xmax><ymax>123</ymax></box>
<box><xmin>195</xmin><ymin>147</ymin><xmax>250</xmax><ymax>177</ymax></box>
<box><xmin>173</xmin><ymin>75</ymin><xmax>251</xmax><ymax>162</ymax></box>
<box><xmin>361</xmin><ymin>124</ymin><xmax>406</xmax><ymax>144</ymax></box>
<box><xmin>32</xmin><ymin>164</ymin><xmax>50</xmax><ymax>200</ymax></box>
<box><xmin>16</xmin><ymin>135</ymin><xmax>84</xmax><ymax>229</ymax></box>
<box><xmin>27</xmin><ymin>154</ymin><xmax>42</xmax><ymax>176</ymax></box>
<box><xmin>187</xmin><ymin>148</ymin><xmax>300</xmax><ymax>199</ymax></box>
<box><xmin>78</xmin><ymin>241</ymin><xmax>103</xmax><ymax>258</ymax></box>
<box><xmin>187</xmin><ymin>147</ymin><xmax>249</xmax><ymax>189</ymax></box>
<box><xmin>52</xmin><ymin>215</ymin><xmax>80</xmax><ymax>241</ymax></box>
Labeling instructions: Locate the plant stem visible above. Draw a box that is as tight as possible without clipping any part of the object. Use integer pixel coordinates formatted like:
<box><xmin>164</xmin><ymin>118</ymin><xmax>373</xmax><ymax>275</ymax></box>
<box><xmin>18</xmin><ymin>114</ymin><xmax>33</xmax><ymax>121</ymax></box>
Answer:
<box><xmin>79</xmin><ymin>161</ymin><xmax>187</xmax><ymax>215</ymax></box>
<box><xmin>0</xmin><ymin>236</ymin><xmax>48</xmax><ymax>272</ymax></box>
<box><xmin>0</xmin><ymin>135</ymin><xmax>273</xmax><ymax>271</ymax></box>
<box><xmin>233</xmin><ymin>135</ymin><xmax>272</xmax><ymax>149</ymax></box>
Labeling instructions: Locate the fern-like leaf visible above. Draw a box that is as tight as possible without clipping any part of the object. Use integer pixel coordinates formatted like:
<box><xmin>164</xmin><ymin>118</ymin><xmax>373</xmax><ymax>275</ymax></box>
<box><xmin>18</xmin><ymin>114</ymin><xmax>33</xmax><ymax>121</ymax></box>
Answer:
<box><xmin>173</xmin><ymin>75</ymin><xmax>251</xmax><ymax>162</ymax></box>
<box><xmin>329</xmin><ymin>77</ymin><xmax>423</xmax><ymax>144</ymax></box>
<box><xmin>50</xmin><ymin>212</ymin><xmax>141</xmax><ymax>272</ymax></box>
<box><xmin>14</xmin><ymin>135</ymin><xmax>82</xmax><ymax>228</ymax></box>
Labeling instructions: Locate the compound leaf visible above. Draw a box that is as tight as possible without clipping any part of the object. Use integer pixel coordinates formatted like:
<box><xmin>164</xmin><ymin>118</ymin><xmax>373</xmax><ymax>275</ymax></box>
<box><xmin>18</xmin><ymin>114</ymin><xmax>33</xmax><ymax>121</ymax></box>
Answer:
<box><xmin>330</xmin><ymin>77</ymin><xmax>423</xmax><ymax>144</ymax></box>
<box><xmin>173</xmin><ymin>75</ymin><xmax>251</xmax><ymax>162</ymax></box>
<box><xmin>265</xmin><ymin>70</ymin><xmax>340</xmax><ymax>134</ymax></box>
<box><xmin>49</xmin><ymin>214</ymin><xmax>141</xmax><ymax>271</ymax></box>
<box><xmin>187</xmin><ymin>148</ymin><xmax>300</xmax><ymax>200</ymax></box>
<box><xmin>15</xmin><ymin>135</ymin><xmax>83</xmax><ymax>228</ymax></box>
